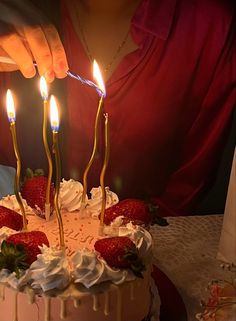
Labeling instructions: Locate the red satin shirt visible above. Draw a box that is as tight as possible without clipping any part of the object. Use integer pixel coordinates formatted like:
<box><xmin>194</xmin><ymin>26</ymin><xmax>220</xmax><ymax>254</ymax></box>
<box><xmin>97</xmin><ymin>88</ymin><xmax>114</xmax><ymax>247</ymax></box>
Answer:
<box><xmin>0</xmin><ymin>0</ymin><xmax>235</xmax><ymax>216</ymax></box>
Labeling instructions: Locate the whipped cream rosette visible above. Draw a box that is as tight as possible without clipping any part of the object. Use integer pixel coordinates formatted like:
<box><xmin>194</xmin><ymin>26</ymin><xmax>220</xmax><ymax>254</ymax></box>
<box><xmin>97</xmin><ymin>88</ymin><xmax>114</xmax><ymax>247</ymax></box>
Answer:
<box><xmin>25</xmin><ymin>245</ymin><xmax>70</xmax><ymax>292</ymax></box>
<box><xmin>86</xmin><ymin>186</ymin><xmax>119</xmax><ymax>218</ymax></box>
<box><xmin>59</xmin><ymin>179</ymin><xmax>88</xmax><ymax>212</ymax></box>
<box><xmin>71</xmin><ymin>249</ymin><xmax>130</xmax><ymax>288</ymax></box>
<box><xmin>0</xmin><ymin>195</ymin><xmax>33</xmax><ymax>215</ymax></box>
<box><xmin>0</xmin><ymin>269</ymin><xmax>26</xmax><ymax>290</ymax></box>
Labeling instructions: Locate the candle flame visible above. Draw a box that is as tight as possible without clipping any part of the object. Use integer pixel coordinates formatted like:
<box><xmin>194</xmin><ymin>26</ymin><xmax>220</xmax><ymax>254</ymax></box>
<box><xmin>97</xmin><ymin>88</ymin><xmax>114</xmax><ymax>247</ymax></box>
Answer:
<box><xmin>40</xmin><ymin>76</ymin><xmax>48</xmax><ymax>100</ymax></box>
<box><xmin>6</xmin><ymin>89</ymin><xmax>16</xmax><ymax>123</ymax></box>
<box><xmin>50</xmin><ymin>95</ymin><xmax>59</xmax><ymax>131</ymax></box>
<box><xmin>93</xmin><ymin>60</ymin><xmax>106</xmax><ymax>97</ymax></box>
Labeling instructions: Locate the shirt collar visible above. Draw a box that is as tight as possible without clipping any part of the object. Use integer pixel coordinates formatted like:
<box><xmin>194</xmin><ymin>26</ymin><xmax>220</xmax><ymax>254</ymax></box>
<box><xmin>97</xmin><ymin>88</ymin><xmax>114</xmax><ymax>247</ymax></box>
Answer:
<box><xmin>132</xmin><ymin>0</ymin><xmax>177</xmax><ymax>40</ymax></box>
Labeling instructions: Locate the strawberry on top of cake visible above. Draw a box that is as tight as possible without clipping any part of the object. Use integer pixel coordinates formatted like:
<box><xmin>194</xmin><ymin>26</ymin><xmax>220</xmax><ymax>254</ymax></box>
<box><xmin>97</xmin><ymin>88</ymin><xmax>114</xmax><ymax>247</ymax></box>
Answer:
<box><xmin>102</xmin><ymin>198</ymin><xmax>152</xmax><ymax>226</ymax></box>
<box><xmin>21</xmin><ymin>168</ymin><xmax>54</xmax><ymax>218</ymax></box>
<box><xmin>0</xmin><ymin>205</ymin><xmax>24</xmax><ymax>231</ymax></box>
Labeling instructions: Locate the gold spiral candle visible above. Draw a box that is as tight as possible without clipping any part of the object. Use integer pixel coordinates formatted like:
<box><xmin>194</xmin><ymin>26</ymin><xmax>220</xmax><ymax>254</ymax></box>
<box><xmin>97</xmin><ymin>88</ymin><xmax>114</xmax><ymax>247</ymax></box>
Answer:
<box><xmin>50</xmin><ymin>95</ymin><xmax>65</xmax><ymax>248</ymax></box>
<box><xmin>81</xmin><ymin>94</ymin><xmax>104</xmax><ymax>209</ymax></box>
<box><xmin>81</xmin><ymin>60</ymin><xmax>106</xmax><ymax>211</ymax></box>
<box><xmin>99</xmin><ymin>113</ymin><xmax>110</xmax><ymax>234</ymax></box>
<box><xmin>40</xmin><ymin>76</ymin><xmax>53</xmax><ymax>221</ymax></box>
<box><xmin>6</xmin><ymin>90</ymin><xmax>27</xmax><ymax>230</ymax></box>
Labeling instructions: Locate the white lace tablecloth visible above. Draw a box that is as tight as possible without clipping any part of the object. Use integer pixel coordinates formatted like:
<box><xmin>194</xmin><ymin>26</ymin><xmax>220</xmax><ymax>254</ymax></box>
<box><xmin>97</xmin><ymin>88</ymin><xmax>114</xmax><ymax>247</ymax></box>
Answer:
<box><xmin>150</xmin><ymin>215</ymin><xmax>233</xmax><ymax>321</ymax></box>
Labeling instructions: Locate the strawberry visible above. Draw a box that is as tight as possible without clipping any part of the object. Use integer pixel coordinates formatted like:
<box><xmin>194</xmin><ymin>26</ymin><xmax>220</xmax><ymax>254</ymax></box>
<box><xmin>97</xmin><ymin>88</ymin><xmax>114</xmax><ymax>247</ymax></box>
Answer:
<box><xmin>21</xmin><ymin>168</ymin><xmax>54</xmax><ymax>218</ymax></box>
<box><xmin>0</xmin><ymin>206</ymin><xmax>24</xmax><ymax>231</ymax></box>
<box><xmin>94</xmin><ymin>236</ymin><xmax>145</xmax><ymax>277</ymax></box>
<box><xmin>103</xmin><ymin>198</ymin><xmax>151</xmax><ymax>226</ymax></box>
<box><xmin>0</xmin><ymin>231</ymin><xmax>49</xmax><ymax>277</ymax></box>
<box><xmin>5</xmin><ymin>231</ymin><xmax>49</xmax><ymax>265</ymax></box>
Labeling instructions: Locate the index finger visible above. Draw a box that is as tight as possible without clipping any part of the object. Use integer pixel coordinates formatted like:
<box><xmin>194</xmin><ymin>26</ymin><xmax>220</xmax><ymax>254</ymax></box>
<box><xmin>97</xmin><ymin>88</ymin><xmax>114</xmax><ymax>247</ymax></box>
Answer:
<box><xmin>43</xmin><ymin>24</ymin><xmax>68</xmax><ymax>79</ymax></box>
<box><xmin>24</xmin><ymin>23</ymin><xmax>68</xmax><ymax>81</ymax></box>
<box><xmin>23</xmin><ymin>24</ymin><xmax>54</xmax><ymax>80</ymax></box>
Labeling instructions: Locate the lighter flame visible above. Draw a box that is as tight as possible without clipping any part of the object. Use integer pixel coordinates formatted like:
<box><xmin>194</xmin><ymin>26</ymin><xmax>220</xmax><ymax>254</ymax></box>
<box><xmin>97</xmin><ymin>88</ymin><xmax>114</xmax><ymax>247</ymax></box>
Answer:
<box><xmin>40</xmin><ymin>76</ymin><xmax>48</xmax><ymax>100</ymax></box>
<box><xmin>6</xmin><ymin>89</ymin><xmax>16</xmax><ymax>123</ymax></box>
<box><xmin>93</xmin><ymin>60</ymin><xmax>106</xmax><ymax>96</ymax></box>
<box><xmin>50</xmin><ymin>95</ymin><xmax>59</xmax><ymax>131</ymax></box>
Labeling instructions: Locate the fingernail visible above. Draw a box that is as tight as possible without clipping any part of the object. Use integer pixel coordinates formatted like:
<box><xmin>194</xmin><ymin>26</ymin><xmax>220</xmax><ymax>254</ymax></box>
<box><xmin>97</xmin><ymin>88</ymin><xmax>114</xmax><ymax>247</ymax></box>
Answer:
<box><xmin>55</xmin><ymin>60</ymin><xmax>67</xmax><ymax>73</ymax></box>
<box><xmin>24</xmin><ymin>66</ymin><xmax>36</xmax><ymax>78</ymax></box>
<box><xmin>45</xmin><ymin>70</ymin><xmax>55</xmax><ymax>82</ymax></box>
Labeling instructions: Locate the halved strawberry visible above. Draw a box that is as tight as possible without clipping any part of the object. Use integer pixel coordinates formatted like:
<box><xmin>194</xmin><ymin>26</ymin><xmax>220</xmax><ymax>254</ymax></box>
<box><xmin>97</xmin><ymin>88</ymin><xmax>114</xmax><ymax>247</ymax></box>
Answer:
<box><xmin>0</xmin><ymin>205</ymin><xmax>24</xmax><ymax>231</ymax></box>
<box><xmin>21</xmin><ymin>168</ymin><xmax>54</xmax><ymax>218</ymax></box>
<box><xmin>94</xmin><ymin>236</ymin><xmax>145</xmax><ymax>277</ymax></box>
<box><xmin>103</xmin><ymin>199</ymin><xmax>151</xmax><ymax>226</ymax></box>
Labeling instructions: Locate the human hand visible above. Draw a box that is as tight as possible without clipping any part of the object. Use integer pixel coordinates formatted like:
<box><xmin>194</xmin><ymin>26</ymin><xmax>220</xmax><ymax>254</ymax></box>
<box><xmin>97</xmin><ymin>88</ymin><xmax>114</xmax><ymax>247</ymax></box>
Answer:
<box><xmin>0</xmin><ymin>0</ymin><xmax>68</xmax><ymax>82</ymax></box>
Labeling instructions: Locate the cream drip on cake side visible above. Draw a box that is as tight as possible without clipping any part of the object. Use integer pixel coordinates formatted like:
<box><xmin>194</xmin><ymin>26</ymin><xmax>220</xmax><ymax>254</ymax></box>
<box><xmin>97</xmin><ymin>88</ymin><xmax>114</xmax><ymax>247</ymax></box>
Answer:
<box><xmin>0</xmin><ymin>275</ymin><xmax>151</xmax><ymax>321</ymax></box>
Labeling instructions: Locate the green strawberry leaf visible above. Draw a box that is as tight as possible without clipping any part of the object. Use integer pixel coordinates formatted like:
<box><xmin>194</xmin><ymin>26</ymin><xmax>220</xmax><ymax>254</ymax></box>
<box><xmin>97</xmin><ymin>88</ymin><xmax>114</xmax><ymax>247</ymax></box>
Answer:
<box><xmin>144</xmin><ymin>201</ymin><xmax>169</xmax><ymax>226</ymax></box>
<box><xmin>34</xmin><ymin>169</ymin><xmax>44</xmax><ymax>176</ymax></box>
<box><xmin>25</xmin><ymin>168</ymin><xmax>34</xmax><ymax>179</ymax></box>
<box><xmin>0</xmin><ymin>241</ymin><xmax>29</xmax><ymax>277</ymax></box>
<box><xmin>123</xmin><ymin>246</ymin><xmax>146</xmax><ymax>278</ymax></box>
<box><xmin>23</xmin><ymin>168</ymin><xmax>45</xmax><ymax>184</ymax></box>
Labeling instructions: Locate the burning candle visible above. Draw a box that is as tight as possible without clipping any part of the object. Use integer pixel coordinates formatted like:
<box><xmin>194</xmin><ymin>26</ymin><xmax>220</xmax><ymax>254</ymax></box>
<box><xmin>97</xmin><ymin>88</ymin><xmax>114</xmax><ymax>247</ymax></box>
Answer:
<box><xmin>80</xmin><ymin>60</ymin><xmax>106</xmax><ymax>211</ymax></box>
<box><xmin>6</xmin><ymin>90</ymin><xmax>27</xmax><ymax>230</ymax></box>
<box><xmin>99</xmin><ymin>113</ymin><xmax>110</xmax><ymax>235</ymax></box>
<box><xmin>50</xmin><ymin>95</ymin><xmax>65</xmax><ymax>248</ymax></box>
<box><xmin>40</xmin><ymin>76</ymin><xmax>53</xmax><ymax>221</ymax></box>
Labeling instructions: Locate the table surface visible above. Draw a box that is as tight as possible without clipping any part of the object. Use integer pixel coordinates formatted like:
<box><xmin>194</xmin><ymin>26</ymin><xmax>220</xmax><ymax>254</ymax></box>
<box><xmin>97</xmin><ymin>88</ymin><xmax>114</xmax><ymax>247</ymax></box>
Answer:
<box><xmin>150</xmin><ymin>214</ymin><xmax>234</xmax><ymax>321</ymax></box>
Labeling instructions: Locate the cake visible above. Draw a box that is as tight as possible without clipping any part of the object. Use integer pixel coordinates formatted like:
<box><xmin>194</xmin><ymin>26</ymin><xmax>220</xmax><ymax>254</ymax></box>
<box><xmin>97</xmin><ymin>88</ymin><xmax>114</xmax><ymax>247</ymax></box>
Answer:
<box><xmin>0</xmin><ymin>179</ymin><xmax>158</xmax><ymax>321</ymax></box>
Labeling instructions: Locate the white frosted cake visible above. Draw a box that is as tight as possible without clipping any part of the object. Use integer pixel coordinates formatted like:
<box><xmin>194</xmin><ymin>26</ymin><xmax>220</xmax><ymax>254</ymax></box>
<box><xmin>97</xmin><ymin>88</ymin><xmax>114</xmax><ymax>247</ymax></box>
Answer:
<box><xmin>0</xmin><ymin>179</ymin><xmax>158</xmax><ymax>321</ymax></box>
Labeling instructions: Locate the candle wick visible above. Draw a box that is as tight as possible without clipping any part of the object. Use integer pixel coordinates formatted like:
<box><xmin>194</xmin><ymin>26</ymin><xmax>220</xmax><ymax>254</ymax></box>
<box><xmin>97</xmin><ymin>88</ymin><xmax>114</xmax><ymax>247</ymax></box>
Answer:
<box><xmin>66</xmin><ymin>70</ymin><xmax>103</xmax><ymax>97</ymax></box>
